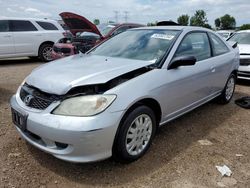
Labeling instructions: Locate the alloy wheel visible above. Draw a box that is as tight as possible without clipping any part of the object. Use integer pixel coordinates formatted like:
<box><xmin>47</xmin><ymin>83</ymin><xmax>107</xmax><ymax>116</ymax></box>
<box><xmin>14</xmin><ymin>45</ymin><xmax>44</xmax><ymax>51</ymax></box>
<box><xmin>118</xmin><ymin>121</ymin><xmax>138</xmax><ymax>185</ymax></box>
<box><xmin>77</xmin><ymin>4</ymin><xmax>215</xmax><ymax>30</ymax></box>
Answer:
<box><xmin>225</xmin><ymin>77</ymin><xmax>235</xmax><ymax>101</ymax></box>
<box><xmin>125</xmin><ymin>114</ymin><xmax>153</xmax><ymax>156</ymax></box>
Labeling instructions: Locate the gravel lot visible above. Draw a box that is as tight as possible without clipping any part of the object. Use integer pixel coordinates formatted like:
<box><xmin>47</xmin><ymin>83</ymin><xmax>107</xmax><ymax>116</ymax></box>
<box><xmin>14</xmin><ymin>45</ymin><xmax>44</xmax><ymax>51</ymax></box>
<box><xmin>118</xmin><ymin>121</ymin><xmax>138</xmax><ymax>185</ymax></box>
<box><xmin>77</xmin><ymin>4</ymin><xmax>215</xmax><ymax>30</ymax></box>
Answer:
<box><xmin>0</xmin><ymin>58</ymin><xmax>250</xmax><ymax>188</ymax></box>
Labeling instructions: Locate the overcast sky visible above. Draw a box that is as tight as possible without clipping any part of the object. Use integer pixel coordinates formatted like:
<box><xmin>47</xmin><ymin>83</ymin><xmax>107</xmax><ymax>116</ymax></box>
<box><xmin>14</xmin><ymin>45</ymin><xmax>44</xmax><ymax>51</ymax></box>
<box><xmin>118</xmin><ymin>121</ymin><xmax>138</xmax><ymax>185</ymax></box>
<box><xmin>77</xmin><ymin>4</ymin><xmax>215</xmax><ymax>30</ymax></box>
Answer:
<box><xmin>0</xmin><ymin>0</ymin><xmax>249</xmax><ymax>27</ymax></box>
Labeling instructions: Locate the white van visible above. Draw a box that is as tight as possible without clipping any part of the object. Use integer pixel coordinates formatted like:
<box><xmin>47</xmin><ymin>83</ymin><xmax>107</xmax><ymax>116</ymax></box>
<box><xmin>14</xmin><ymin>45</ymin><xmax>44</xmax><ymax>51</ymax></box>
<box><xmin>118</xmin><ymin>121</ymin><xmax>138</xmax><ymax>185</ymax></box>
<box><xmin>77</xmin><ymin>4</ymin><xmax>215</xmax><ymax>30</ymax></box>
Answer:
<box><xmin>0</xmin><ymin>18</ymin><xmax>65</xmax><ymax>61</ymax></box>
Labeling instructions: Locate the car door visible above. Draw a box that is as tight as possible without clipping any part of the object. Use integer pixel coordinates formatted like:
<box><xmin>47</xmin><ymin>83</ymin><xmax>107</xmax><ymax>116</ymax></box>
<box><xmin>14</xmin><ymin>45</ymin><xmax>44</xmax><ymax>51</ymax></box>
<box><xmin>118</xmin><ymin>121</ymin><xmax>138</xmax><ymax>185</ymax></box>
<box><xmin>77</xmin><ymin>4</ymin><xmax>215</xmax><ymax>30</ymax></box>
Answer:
<box><xmin>208</xmin><ymin>32</ymin><xmax>235</xmax><ymax>93</ymax></box>
<box><xmin>160</xmin><ymin>32</ymin><xmax>214</xmax><ymax>121</ymax></box>
<box><xmin>0</xmin><ymin>20</ymin><xmax>15</xmax><ymax>57</ymax></box>
<box><xmin>9</xmin><ymin>20</ymin><xmax>39</xmax><ymax>55</ymax></box>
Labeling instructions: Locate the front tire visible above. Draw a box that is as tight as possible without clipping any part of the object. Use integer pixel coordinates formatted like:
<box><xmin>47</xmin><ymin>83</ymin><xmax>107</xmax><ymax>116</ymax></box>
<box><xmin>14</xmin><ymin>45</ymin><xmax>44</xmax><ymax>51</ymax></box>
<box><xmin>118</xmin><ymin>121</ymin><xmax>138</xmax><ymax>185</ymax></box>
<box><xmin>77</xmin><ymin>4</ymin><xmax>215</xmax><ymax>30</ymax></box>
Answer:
<box><xmin>217</xmin><ymin>74</ymin><xmax>236</xmax><ymax>104</ymax></box>
<box><xmin>38</xmin><ymin>43</ymin><xmax>53</xmax><ymax>62</ymax></box>
<box><xmin>113</xmin><ymin>106</ymin><xmax>156</xmax><ymax>163</ymax></box>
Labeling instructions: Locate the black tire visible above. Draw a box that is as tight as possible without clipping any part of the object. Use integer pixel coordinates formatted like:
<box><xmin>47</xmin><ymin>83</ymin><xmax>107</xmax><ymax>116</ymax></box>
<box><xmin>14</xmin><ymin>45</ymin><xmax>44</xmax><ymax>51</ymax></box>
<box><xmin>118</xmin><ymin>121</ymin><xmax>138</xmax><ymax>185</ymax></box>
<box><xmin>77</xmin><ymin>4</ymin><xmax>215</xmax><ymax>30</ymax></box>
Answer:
<box><xmin>38</xmin><ymin>43</ymin><xmax>53</xmax><ymax>62</ymax></box>
<box><xmin>113</xmin><ymin>105</ymin><xmax>156</xmax><ymax>163</ymax></box>
<box><xmin>217</xmin><ymin>74</ymin><xmax>236</xmax><ymax>104</ymax></box>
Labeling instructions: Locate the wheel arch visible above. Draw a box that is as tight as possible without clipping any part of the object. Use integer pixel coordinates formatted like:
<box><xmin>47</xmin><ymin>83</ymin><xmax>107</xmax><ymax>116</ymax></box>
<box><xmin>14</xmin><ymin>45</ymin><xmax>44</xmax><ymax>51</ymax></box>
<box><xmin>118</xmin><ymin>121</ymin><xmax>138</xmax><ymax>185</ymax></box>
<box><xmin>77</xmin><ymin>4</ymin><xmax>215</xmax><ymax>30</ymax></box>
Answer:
<box><xmin>112</xmin><ymin>97</ymin><xmax>162</xmax><ymax>150</ymax></box>
<box><xmin>38</xmin><ymin>41</ymin><xmax>54</xmax><ymax>52</ymax></box>
<box><xmin>231</xmin><ymin>69</ymin><xmax>238</xmax><ymax>77</ymax></box>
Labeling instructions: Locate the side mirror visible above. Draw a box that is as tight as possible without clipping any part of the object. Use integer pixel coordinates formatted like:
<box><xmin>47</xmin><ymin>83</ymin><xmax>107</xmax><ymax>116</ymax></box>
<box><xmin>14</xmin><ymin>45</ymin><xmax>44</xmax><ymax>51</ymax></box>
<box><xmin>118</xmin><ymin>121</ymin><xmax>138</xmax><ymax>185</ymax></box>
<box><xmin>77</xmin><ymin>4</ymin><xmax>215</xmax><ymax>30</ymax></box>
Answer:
<box><xmin>168</xmin><ymin>55</ymin><xmax>197</xmax><ymax>70</ymax></box>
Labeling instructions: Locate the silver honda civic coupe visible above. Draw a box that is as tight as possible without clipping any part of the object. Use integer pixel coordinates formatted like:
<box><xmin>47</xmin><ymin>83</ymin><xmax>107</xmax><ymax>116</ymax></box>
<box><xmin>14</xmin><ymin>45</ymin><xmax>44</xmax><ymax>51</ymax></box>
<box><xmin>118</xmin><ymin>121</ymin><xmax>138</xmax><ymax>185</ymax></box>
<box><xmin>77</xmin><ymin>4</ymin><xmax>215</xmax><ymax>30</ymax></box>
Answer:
<box><xmin>10</xmin><ymin>26</ymin><xmax>239</xmax><ymax>163</ymax></box>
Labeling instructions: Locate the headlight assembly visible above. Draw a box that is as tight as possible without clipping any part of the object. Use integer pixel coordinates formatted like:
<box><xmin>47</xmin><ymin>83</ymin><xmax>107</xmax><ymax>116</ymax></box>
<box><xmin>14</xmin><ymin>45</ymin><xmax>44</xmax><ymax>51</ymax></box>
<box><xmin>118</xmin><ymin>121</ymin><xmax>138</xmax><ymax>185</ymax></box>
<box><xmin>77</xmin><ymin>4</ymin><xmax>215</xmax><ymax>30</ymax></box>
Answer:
<box><xmin>53</xmin><ymin>95</ymin><xmax>116</xmax><ymax>116</ymax></box>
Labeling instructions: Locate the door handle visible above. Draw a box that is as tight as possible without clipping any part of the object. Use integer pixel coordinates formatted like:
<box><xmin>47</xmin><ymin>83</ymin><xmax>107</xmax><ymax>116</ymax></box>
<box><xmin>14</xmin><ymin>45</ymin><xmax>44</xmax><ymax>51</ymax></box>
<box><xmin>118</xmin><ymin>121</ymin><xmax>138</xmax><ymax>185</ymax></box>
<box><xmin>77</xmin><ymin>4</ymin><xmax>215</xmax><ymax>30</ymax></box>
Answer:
<box><xmin>4</xmin><ymin>35</ymin><xmax>11</xmax><ymax>38</ymax></box>
<box><xmin>35</xmin><ymin>34</ymin><xmax>42</xmax><ymax>36</ymax></box>
<box><xmin>211</xmin><ymin>66</ymin><xmax>216</xmax><ymax>73</ymax></box>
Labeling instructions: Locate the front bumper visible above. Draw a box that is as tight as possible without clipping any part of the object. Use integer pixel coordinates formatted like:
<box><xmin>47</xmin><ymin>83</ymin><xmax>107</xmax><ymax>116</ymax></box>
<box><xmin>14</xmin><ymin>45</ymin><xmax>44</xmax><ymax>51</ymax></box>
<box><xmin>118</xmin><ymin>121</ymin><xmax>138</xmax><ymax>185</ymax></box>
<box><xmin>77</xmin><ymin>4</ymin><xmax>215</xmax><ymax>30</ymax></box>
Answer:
<box><xmin>51</xmin><ymin>51</ymin><xmax>68</xmax><ymax>60</ymax></box>
<box><xmin>10</xmin><ymin>95</ymin><xmax>123</xmax><ymax>163</ymax></box>
<box><xmin>238</xmin><ymin>56</ymin><xmax>250</xmax><ymax>80</ymax></box>
<box><xmin>238</xmin><ymin>65</ymin><xmax>250</xmax><ymax>80</ymax></box>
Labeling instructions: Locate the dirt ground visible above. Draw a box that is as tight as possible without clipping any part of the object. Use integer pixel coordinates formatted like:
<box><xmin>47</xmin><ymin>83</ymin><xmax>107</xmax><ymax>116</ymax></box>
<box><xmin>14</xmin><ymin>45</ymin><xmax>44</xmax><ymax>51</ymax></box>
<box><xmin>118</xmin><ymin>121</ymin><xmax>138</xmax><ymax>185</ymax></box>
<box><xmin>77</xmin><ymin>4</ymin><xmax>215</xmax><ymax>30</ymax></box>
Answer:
<box><xmin>0</xmin><ymin>58</ymin><xmax>250</xmax><ymax>188</ymax></box>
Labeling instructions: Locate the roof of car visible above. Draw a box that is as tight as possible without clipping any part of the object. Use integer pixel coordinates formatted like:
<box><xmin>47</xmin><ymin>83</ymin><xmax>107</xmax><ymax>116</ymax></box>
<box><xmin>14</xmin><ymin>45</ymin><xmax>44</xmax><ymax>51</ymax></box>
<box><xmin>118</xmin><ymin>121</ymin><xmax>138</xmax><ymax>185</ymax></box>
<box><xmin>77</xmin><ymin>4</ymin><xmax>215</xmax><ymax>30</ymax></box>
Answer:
<box><xmin>0</xmin><ymin>17</ymin><xmax>58</xmax><ymax>23</ymax></box>
<box><xmin>236</xmin><ymin>30</ymin><xmax>250</xmax><ymax>33</ymax></box>
<box><xmin>132</xmin><ymin>26</ymin><xmax>212</xmax><ymax>32</ymax></box>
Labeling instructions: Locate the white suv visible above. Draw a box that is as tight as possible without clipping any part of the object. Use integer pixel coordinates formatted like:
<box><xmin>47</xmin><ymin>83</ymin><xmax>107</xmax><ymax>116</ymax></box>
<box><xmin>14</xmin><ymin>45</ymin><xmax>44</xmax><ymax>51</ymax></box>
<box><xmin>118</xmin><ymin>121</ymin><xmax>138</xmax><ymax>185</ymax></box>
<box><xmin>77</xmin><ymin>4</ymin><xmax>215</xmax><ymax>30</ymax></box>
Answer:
<box><xmin>0</xmin><ymin>18</ymin><xmax>64</xmax><ymax>62</ymax></box>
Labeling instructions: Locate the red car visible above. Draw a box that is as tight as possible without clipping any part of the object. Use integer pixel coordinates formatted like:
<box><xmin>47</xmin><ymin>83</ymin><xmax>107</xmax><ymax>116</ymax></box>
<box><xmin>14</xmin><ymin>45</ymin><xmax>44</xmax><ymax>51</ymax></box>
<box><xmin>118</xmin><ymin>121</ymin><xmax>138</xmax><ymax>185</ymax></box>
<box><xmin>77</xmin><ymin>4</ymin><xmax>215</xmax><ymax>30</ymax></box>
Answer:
<box><xmin>52</xmin><ymin>12</ymin><xmax>144</xmax><ymax>60</ymax></box>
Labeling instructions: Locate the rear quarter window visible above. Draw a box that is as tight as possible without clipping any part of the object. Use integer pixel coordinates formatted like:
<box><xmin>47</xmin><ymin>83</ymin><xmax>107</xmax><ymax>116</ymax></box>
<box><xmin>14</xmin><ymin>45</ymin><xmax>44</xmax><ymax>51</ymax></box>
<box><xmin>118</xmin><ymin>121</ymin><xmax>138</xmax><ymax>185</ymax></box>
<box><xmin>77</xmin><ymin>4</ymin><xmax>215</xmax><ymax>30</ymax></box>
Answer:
<box><xmin>209</xmin><ymin>33</ymin><xmax>230</xmax><ymax>56</ymax></box>
<box><xmin>36</xmin><ymin>21</ymin><xmax>58</xmax><ymax>30</ymax></box>
<box><xmin>10</xmin><ymin>20</ymin><xmax>38</xmax><ymax>31</ymax></box>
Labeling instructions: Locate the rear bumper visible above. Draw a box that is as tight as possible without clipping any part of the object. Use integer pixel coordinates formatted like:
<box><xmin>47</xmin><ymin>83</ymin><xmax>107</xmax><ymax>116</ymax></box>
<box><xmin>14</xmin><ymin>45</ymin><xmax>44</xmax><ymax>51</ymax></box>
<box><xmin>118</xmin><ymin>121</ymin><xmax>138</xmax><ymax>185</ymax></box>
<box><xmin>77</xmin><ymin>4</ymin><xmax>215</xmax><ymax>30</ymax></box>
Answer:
<box><xmin>10</xmin><ymin>95</ymin><xmax>123</xmax><ymax>163</ymax></box>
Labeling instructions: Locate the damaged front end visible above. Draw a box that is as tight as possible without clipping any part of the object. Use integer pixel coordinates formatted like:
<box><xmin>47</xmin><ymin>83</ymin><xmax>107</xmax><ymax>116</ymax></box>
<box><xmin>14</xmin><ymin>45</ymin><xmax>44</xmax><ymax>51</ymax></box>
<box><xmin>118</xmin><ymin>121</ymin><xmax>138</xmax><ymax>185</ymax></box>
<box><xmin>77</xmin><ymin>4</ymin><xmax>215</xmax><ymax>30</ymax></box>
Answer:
<box><xmin>19</xmin><ymin>66</ymin><xmax>153</xmax><ymax>112</ymax></box>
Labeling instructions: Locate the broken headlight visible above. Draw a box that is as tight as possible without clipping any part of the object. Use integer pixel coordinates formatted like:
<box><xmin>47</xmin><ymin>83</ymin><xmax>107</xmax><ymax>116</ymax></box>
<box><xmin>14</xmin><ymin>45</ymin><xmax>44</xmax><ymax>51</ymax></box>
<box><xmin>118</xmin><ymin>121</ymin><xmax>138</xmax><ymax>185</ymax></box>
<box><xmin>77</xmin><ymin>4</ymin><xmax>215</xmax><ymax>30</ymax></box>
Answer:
<box><xmin>53</xmin><ymin>95</ymin><xmax>116</xmax><ymax>116</ymax></box>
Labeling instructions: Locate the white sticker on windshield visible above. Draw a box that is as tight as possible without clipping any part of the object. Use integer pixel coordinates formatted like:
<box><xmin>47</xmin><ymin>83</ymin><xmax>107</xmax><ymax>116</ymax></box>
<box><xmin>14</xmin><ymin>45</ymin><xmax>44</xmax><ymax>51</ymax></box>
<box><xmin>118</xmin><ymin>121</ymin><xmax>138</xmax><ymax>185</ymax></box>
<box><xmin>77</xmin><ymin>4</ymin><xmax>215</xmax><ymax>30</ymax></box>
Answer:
<box><xmin>151</xmin><ymin>33</ymin><xmax>175</xmax><ymax>40</ymax></box>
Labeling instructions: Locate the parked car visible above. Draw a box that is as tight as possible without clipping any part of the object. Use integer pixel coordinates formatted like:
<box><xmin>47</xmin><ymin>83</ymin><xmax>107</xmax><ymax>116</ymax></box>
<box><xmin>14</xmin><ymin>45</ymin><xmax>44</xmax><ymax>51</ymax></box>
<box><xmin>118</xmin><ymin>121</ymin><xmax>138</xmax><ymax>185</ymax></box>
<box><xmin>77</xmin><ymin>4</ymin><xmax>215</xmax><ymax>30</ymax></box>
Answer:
<box><xmin>51</xmin><ymin>12</ymin><xmax>144</xmax><ymax>60</ymax></box>
<box><xmin>10</xmin><ymin>26</ymin><xmax>239</xmax><ymax>163</ymax></box>
<box><xmin>228</xmin><ymin>30</ymin><xmax>250</xmax><ymax>80</ymax></box>
<box><xmin>216</xmin><ymin>30</ymin><xmax>234</xmax><ymax>40</ymax></box>
<box><xmin>0</xmin><ymin>18</ymin><xmax>65</xmax><ymax>61</ymax></box>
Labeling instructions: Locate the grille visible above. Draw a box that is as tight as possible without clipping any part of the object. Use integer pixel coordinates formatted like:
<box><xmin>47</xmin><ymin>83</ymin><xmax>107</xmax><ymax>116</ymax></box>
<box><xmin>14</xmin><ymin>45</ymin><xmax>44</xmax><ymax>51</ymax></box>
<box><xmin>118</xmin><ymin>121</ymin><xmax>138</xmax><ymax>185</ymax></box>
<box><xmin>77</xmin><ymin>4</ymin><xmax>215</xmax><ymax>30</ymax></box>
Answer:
<box><xmin>20</xmin><ymin>84</ymin><xmax>59</xmax><ymax>110</ymax></box>
<box><xmin>240</xmin><ymin>59</ymin><xmax>250</xmax><ymax>66</ymax></box>
<box><xmin>53</xmin><ymin>46</ymin><xmax>71</xmax><ymax>54</ymax></box>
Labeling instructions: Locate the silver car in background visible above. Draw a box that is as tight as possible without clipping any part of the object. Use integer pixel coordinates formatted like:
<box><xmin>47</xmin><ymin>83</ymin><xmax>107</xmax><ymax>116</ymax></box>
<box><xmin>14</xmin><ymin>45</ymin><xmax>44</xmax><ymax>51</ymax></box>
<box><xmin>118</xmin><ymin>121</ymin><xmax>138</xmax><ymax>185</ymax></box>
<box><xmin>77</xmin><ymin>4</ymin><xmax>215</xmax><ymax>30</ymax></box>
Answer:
<box><xmin>228</xmin><ymin>30</ymin><xmax>250</xmax><ymax>80</ymax></box>
<box><xmin>10</xmin><ymin>26</ymin><xmax>239</xmax><ymax>163</ymax></box>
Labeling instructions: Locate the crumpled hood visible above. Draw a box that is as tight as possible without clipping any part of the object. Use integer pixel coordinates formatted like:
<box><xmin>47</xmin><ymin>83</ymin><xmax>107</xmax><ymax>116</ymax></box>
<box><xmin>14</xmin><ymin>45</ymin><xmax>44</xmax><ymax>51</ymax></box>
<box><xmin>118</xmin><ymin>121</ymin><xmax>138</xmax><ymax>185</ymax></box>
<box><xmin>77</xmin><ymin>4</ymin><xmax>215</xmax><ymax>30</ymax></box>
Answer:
<box><xmin>238</xmin><ymin>44</ymin><xmax>250</xmax><ymax>55</ymax></box>
<box><xmin>26</xmin><ymin>54</ymin><xmax>153</xmax><ymax>95</ymax></box>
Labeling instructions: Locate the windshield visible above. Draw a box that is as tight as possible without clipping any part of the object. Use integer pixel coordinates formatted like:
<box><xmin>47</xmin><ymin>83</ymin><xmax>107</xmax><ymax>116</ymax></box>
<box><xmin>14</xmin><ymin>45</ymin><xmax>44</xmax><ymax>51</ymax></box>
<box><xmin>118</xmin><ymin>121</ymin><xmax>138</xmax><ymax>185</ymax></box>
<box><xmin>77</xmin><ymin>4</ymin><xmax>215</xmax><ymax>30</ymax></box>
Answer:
<box><xmin>97</xmin><ymin>24</ymin><xmax>116</xmax><ymax>36</ymax></box>
<box><xmin>228</xmin><ymin>32</ymin><xmax>250</xmax><ymax>44</ymax></box>
<box><xmin>91</xmin><ymin>29</ymin><xmax>180</xmax><ymax>63</ymax></box>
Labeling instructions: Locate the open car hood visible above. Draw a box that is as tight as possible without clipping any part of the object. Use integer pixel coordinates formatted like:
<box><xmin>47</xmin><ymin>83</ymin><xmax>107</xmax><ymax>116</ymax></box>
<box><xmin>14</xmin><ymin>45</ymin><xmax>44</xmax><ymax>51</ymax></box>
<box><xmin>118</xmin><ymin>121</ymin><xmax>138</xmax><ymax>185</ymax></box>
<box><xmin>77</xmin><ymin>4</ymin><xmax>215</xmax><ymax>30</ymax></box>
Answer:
<box><xmin>60</xmin><ymin>12</ymin><xmax>102</xmax><ymax>37</ymax></box>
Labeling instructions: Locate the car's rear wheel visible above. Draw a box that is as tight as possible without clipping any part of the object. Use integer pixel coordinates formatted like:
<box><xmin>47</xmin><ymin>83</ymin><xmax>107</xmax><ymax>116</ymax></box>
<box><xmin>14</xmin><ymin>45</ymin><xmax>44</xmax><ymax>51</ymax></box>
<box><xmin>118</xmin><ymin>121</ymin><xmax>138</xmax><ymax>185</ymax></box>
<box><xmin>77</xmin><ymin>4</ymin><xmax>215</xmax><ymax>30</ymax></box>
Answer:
<box><xmin>113</xmin><ymin>106</ymin><xmax>156</xmax><ymax>163</ymax></box>
<box><xmin>217</xmin><ymin>74</ymin><xmax>236</xmax><ymax>104</ymax></box>
<box><xmin>39</xmin><ymin>43</ymin><xmax>53</xmax><ymax>62</ymax></box>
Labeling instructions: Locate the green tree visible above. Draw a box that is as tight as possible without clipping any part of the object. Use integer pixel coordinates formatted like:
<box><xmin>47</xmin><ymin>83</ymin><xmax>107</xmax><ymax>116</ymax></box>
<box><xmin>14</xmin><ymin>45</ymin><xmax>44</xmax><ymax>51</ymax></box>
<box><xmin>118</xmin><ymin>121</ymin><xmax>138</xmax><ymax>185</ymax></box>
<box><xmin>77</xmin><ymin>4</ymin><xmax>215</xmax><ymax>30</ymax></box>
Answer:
<box><xmin>147</xmin><ymin>21</ymin><xmax>158</xmax><ymax>26</ymax></box>
<box><xmin>177</xmin><ymin>14</ymin><xmax>189</xmax><ymax>26</ymax></box>
<box><xmin>204</xmin><ymin>23</ymin><xmax>212</xmax><ymax>29</ymax></box>
<box><xmin>93</xmin><ymin>19</ymin><xmax>100</xmax><ymax>25</ymax></box>
<box><xmin>240</xmin><ymin>24</ymin><xmax>250</xmax><ymax>30</ymax></box>
<box><xmin>215</xmin><ymin>18</ymin><xmax>221</xmax><ymax>28</ymax></box>
<box><xmin>190</xmin><ymin>10</ymin><xmax>208</xmax><ymax>27</ymax></box>
<box><xmin>220</xmin><ymin>14</ymin><xmax>236</xmax><ymax>29</ymax></box>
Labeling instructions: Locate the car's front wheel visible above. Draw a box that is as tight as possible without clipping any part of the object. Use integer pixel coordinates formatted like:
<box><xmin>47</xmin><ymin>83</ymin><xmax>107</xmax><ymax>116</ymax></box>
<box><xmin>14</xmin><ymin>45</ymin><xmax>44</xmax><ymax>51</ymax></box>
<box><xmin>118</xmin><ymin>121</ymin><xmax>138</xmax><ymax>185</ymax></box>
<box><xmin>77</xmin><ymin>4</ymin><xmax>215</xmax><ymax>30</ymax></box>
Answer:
<box><xmin>217</xmin><ymin>73</ymin><xmax>236</xmax><ymax>104</ymax></box>
<box><xmin>113</xmin><ymin>106</ymin><xmax>156</xmax><ymax>163</ymax></box>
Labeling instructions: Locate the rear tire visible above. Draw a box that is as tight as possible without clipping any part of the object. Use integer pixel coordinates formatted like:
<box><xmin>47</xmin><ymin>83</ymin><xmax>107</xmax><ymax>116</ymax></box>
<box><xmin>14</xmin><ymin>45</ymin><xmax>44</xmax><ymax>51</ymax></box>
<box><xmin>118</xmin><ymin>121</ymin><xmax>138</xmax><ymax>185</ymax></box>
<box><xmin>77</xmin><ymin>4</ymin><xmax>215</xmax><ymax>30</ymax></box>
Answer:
<box><xmin>217</xmin><ymin>74</ymin><xmax>236</xmax><ymax>104</ymax></box>
<box><xmin>113</xmin><ymin>106</ymin><xmax>156</xmax><ymax>163</ymax></box>
<box><xmin>38</xmin><ymin>43</ymin><xmax>53</xmax><ymax>62</ymax></box>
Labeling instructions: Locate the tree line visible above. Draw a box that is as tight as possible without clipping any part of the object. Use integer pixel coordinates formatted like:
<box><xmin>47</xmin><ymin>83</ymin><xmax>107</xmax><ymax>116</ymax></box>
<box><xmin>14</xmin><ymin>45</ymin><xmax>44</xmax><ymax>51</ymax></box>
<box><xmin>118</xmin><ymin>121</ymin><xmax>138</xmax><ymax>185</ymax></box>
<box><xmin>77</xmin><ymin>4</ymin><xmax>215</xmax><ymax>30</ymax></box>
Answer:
<box><xmin>93</xmin><ymin>10</ymin><xmax>250</xmax><ymax>31</ymax></box>
<box><xmin>177</xmin><ymin>10</ymin><xmax>250</xmax><ymax>30</ymax></box>
<box><xmin>147</xmin><ymin>10</ymin><xmax>250</xmax><ymax>30</ymax></box>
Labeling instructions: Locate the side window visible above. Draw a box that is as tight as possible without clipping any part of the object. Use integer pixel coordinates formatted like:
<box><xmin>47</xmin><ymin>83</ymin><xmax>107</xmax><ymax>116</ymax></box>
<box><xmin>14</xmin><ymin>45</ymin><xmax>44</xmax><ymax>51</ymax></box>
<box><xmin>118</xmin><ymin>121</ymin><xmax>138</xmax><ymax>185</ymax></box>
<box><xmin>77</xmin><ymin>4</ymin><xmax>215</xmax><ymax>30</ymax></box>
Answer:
<box><xmin>36</xmin><ymin>21</ymin><xmax>58</xmax><ymax>30</ymax></box>
<box><xmin>0</xmin><ymin>20</ymin><xmax>9</xmax><ymax>32</ymax></box>
<box><xmin>9</xmin><ymin>20</ymin><xmax>38</xmax><ymax>32</ymax></box>
<box><xmin>175</xmin><ymin>32</ymin><xmax>211</xmax><ymax>61</ymax></box>
<box><xmin>209</xmin><ymin>33</ymin><xmax>229</xmax><ymax>56</ymax></box>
